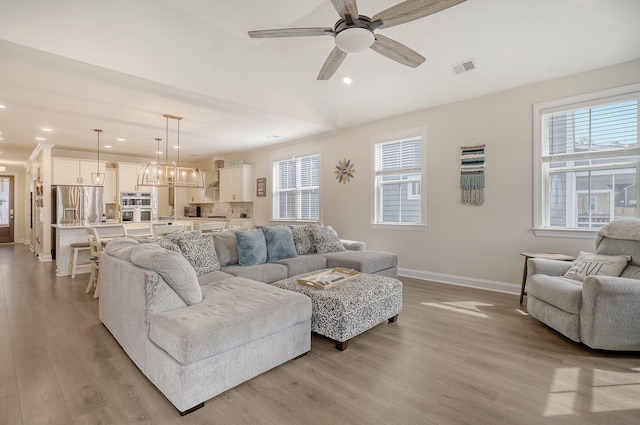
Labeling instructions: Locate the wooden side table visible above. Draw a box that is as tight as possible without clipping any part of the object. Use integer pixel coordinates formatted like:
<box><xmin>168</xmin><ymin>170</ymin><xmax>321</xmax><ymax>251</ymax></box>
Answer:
<box><xmin>520</xmin><ymin>252</ymin><xmax>576</xmax><ymax>304</ymax></box>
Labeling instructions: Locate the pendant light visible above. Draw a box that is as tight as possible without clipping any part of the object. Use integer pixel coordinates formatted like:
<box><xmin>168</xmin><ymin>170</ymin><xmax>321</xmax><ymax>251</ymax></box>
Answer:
<box><xmin>91</xmin><ymin>129</ymin><xmax>105</xmax><ymax>185</ymax></box>
<box><xmin>137</xmin><ymin>114</ymin><xmax>204</xmax><ymax>188</ymax></box>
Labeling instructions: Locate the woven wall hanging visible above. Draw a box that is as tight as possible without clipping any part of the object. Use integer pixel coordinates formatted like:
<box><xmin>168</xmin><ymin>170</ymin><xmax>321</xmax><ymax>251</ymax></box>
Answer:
<box><xmin>460</xmin><ymin>144</ymin><xmax>485</xmax><ymax>205</ymax></box>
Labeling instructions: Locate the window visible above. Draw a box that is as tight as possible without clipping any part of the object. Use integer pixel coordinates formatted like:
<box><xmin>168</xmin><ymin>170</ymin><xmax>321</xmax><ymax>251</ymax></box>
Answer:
<box><xmin>373</xmin><ymin>133</ymin><xmax>424</xmax><ymax>226</ymax></box>
<box><xmin>534</xmin><ymin>84</ymin><xmax>640</xmax><ymax>235</ymax></box>
<box><xmin>272</xmin><ymin>153</ymin><xmax>320</xmax><ymax>221</ymax></box>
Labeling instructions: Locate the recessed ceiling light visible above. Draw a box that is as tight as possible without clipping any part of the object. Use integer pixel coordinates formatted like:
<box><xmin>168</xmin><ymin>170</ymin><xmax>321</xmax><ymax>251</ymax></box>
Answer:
<box><xmin>104</xmin><ymin>145</ymin><xmax>113</xmax><ymax>149</ymax></box>
<box><xmin>156</xmin><ymin>151</ymin><xmax>163</xmax><ymax>154</ymax></box>
<box><xmin>41</xmin><ymin>127</ymin><xmax>53</xmax><ymax>132</ymax></box>
<box><xmin>342</xmin><ymin>77</ymin><xmax>352</xmax><ymax>85</ymax></box>
<box><xmin>116</xmin><ymin>138</ymin><xmax>125</xmax><ymax>142</ymax></box>
<box><xmin>0</xmin><ymin>105</ymin><xmax>6</xmax><ymax>109</ymax></box>
<box><xmin>173</xmin><ymin>145</ymin><xmax>179</xmax><ymax>149</ymax></box>
<box><xmin>35</xmin><ymin>137</ymin><xmax>46</xmax><ymax>141</ymax></box>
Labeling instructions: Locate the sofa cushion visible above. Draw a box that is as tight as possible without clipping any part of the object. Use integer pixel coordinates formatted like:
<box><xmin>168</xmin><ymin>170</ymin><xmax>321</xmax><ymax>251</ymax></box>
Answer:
<box><xmin>290</xmin><ymin>224</ymin><xmax>318</xmax><ymax>255</ymax></box>
<box><xmin>104</xmin><ymin>237</ymin><xmax>140</xmax><ymax>261</ymax></box>
<box><xmin>196</xmin><ymin>270</ymin><xmax>234</xmax><ymax>285</ymax></box>
<box><xmin>311</xmin><ymin>225</ymin><xmax>345</xmax><ymax>254</ymax></box>
<box><xmin>210</xmin><ymin>230</ymin><xmax>238</xmax><ymax>266</ymax></box>
<box><xmin>236</xmin><ymin>229</ymin><xmax>268</xmax><ymax>266</ymax></box>
<box><xmin>322</xmin><ymin>250</ymin><xmax>397</xmax><ymax>274</ymax></box>
<box><xmin>277</xmin><ymin>255</ymin><xmax>328</xmax><ymax>277</ymax></box>
<box><xmin>221</xmin><ymin>263</ymin><xmax>288</xmax><ymax>284</ymax></box>
<box><xmin>130</xmin><ymin>244</ymin><xmax>202</xmax><ymax>305</ymax></box>
<box><xmin>156</xmin><ymin>230</ymin><xmax>201</xmax><ymax>253</ymax></box>
<box><xmin>178</xmin><ymin>236</ymin><xmax>220</xmax><ymax>276</ymax></box>
<box><xmin>148</xmin><ymin>277</ymin><xmax>311</xmax><ymax>365</ymax></box>
<box><xmin>563</xmin><ymin>251</ymin><xmax>631</xmax><ymax>281</ymax></box>
<box><xmin>261</xmin><ymin>226</ymin><xmax>297</xmax><ymax>263</ymax></box>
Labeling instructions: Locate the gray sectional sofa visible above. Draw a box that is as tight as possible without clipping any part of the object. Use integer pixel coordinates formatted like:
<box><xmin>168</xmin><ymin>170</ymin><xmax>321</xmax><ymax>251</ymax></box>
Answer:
<box><xmin>98</xmin><ymin>225</ymin><xmax>398</xmax><ymax>414</ymax></box>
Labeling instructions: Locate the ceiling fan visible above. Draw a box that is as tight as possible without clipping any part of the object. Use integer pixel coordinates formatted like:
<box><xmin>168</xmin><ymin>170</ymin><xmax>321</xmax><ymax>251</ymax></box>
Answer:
<box><xmin>248</xmin><ymin>0</ymin><xmax>467</xmax><ymax>80</ymax></box>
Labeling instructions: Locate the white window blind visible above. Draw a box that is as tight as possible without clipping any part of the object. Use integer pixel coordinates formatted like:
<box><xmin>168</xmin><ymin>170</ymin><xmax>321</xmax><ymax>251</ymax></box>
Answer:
<box><xmin>374</xmin><ymin>137</ymin><xmax>423</xmax><ymax>224</ymax></box>
<box><xmin>535</xmin><ymin>86</ymin><xmax>640</xmax><ymax>231</ymax></box>
<box><xmin>272</xmin><ymin>154</ymin><xmax>320</xmax><ymax>221</ymax></box>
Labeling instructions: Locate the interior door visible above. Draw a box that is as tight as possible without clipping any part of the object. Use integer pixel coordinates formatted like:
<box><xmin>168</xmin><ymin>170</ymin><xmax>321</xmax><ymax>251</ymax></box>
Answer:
<box><xmin>0</xmin><ymin>176</ymin><xmax>14</xmax><ymax>243</ymax></box>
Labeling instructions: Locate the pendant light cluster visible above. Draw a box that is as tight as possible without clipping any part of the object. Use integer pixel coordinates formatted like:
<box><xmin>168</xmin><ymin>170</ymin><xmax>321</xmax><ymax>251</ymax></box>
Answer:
<box><xmin>136</xmin><ymin>114</ymin><xmax>205</xmax><ymax>188</ymax></box>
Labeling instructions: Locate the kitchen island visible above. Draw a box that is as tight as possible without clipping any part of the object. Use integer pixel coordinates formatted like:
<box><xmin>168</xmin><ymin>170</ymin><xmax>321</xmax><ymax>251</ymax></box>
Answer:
<box><xmin>51</xmin><ymin>220</ymin><xmax>194</xmax><ymax>277</ymax></box>
<box><xmin>52</xmin><ymin>222</ymin><xmax>126</xmax><ymax>277</ymax></box>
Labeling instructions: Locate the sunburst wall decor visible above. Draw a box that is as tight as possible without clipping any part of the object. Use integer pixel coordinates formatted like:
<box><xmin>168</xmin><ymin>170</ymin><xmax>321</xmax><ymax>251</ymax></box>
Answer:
<box><xmin>335</xmin><ymin>158</ymin><xmax>355</xmax><ymax>184</ymax></box>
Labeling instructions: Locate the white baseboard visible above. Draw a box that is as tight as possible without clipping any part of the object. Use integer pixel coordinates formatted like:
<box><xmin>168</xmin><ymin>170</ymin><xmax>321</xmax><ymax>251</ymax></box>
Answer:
<box><xmin>398</xmin><ymin>267</ymin><xmax>520</xmax><ymax>295</ymax></box>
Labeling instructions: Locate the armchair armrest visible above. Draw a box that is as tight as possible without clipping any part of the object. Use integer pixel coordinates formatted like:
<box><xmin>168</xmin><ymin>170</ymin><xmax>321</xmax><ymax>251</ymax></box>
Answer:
<box><xmin>580</xmin><ymin>275</ymin><xmax>640</xmax><ymax>350</ymax></box>
<box><xmin>527</xmin><ymin>258</ymin><xmax>573</xmax><ymax>278</ymax></box>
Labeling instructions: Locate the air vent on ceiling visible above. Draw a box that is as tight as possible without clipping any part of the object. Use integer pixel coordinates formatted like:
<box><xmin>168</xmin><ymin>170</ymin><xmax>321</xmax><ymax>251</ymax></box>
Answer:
<box><xmin>451</xmin><ymin>59</ymin><xmax>476</xmax><ymax>75</ymax></box>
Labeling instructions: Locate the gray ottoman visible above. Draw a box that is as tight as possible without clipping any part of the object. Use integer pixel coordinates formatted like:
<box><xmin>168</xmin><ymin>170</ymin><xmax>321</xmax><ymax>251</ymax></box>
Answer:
<box><xmin>271</xmin><ymin>271</ymin><xmax>402</xmax><ymax>350</ymax></box>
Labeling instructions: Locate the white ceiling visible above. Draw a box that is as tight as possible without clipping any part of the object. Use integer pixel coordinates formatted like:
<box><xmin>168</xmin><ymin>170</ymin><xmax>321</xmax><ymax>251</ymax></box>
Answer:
<box><xmin>0</xmin><ymin>0</ymin><xmax>639</xmax><ymax>166</ymax></box>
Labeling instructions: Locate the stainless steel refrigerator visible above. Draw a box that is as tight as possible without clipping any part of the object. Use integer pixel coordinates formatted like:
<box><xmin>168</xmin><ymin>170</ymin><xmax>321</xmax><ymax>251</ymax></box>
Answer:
<box><xmin>52</xmin><ymin>185</ymin><xmax>105</xmax><ymax>224</ymax></box>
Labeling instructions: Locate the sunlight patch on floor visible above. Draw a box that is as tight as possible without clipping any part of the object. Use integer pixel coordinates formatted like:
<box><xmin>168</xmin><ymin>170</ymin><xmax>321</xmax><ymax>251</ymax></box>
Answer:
<box><xmin>544</xmin><ymin>367</ymin><xmax>579</xmax><ymax>416</ymax></box>
<box><xmin>421</xmin><ymin>301</ymin><xmax>493</xmax><ymax>318</ymax></box>
<box><xmin>544</xmin><ymin>367</ymin><xmax>640</xmax><ymax>416</ymax></box>
<box><xmin>515</xmin><ymin>308</ymin><xmax>529</xmax><ymax>316</ymax></box>
<box><xmin>591</xmin><ymin>369</ymin><xmax>640</xmax><ymax>412</ymax></box>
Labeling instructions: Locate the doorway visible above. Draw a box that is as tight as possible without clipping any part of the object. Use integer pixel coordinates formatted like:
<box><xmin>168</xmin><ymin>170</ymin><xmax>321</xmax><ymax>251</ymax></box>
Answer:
<box><xmin>0</xmin><ymin>176</ymin><xmax>14</xmax><ymax>243</ymax></box>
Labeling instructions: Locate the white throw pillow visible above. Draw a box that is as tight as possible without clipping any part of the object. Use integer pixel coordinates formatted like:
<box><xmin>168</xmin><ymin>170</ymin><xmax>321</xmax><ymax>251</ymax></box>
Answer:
<box><xmin>563</xmin><ymin>251</ymin><xmax>631</xmax><ymax>282</ymax></box>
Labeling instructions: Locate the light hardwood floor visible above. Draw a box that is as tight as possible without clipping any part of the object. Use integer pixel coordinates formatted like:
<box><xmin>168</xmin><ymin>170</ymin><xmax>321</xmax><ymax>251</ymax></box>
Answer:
<box><xmin>1</xmin><ymin>243</ymin><xmax>639</xmax><ymax>425</ymax></box>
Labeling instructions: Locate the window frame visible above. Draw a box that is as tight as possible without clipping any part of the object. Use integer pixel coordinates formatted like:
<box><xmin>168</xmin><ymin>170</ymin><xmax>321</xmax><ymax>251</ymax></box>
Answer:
<box><xmin>271</xmin><ymin>151</ymin><xmax>321</xmax><ymax>222</ymax></box>
<box><xmin>533</xmin><ymin>83</ymin><xmax>640</xmax><ymax>238</ymax></box>
<box><xmin>371</xmin><ymin>128</ymin><xmax>427</xmax><ymax>231</ymax></box>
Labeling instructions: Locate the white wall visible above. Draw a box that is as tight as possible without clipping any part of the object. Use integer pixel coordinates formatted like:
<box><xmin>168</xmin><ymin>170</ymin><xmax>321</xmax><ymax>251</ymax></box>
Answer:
<box><xmin>235</xmin><ymin>59</ymin><xmax>640</xmax><ymax>291</ymax></box>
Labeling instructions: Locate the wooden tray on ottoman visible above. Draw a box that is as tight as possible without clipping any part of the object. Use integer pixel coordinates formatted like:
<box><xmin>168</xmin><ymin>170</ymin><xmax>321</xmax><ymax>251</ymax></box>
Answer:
<box><xmin>297</xmin><ymin>268</ymin><xmax>360</xmax><ymax>289</ymax></box>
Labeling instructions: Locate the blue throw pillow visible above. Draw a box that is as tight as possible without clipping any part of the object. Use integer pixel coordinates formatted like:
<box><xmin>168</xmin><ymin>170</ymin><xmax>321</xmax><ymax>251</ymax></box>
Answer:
<box><xmin>261</xmin><ymin>226</ymin><xmax>298</xmax><ymax>263</ymax></box>
<box><xmin>235</xmin><ymin>229</ymin><xmax>268</xmax><ymax>266</ymax></box>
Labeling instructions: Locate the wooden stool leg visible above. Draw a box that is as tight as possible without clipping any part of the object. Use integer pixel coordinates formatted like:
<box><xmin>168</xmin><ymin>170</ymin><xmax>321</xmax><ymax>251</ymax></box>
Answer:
<box><xmin>86</xmin><ymin>262</ymin><xmax>96</xmax><ymax>294</ymax></box>
<box><xmin>93</xmin><ymin>272</ymin><xmax>100</xmax><ymax>299</ymax></box>
<box><xmin>71</xmin><ymin>248</ymin><xmax>79</xmax><ymax>279</ymax></box>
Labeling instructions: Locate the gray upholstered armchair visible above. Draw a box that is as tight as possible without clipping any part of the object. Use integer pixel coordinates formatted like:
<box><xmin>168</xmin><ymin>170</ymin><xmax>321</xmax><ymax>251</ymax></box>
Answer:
<box><xmin>526</xmin><ymin>218</ymin><xmax>640</xmax><ymax>351</ymax></box>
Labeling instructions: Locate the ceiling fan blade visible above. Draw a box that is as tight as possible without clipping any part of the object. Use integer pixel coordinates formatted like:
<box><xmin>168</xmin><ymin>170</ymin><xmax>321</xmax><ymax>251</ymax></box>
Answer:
<box><xmin>370</xmin><ymin>34</ymin><xmax>426</xmax><ymax>68</ymax></box>
<box><xmin>317</xmin><ymin>47</ymin><xmax>348</xmax><ymax>80</ymax></box>
<box><xmin>373</xmin><ymin>0</ymin><xmax>466</xmax><ymax>29</ymax></box>
<box><xmin>330</xmin><ymin>0</ymin><xmax>359</xmax><ymax>19</ymax></box>
<box><xmin>248</xmin><ymin>27</ymin><xmax>334</xmax><ymax>38</ymax></box>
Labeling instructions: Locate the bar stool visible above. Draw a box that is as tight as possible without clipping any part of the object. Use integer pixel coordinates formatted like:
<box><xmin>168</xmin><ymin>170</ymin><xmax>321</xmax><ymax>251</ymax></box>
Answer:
<box><xmin>70</xmin><ymin>241</ymin><xmax>91</xmax><ymax>278</ymax></box>
<box><xmin>85</xmin><ymin>227</ymin><xmax>103</xmax><ymax>299</ymax></box>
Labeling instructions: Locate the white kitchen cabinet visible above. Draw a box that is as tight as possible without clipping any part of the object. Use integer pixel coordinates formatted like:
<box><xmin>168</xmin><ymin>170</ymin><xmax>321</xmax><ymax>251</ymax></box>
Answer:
<box><xmin>117</xmin><ymin>162</ymin><xmax>146</xmax><ymax>193</ymax></box>
<box><xmin>52</xmin><ymin>158</ymin><xmax>106</xmax><ymax>185</ymax></box>
<box><xmin>187</xmin><ymin>172</ymin><xmax>215</xmax><ymax>204</ymax></box>
<box><xmin>219</xmin><ymin>164</ymin><xmax>255</xmax><ymax>202</ymax></box>
<box><xmin>104</xmin><ymin>167</ymin><xmax>118</xmax><ymax>203</ymax></box>
<box><xmin>187</xmin><ymin>187</ymin><xmax>215</xmax><ymax>204</ymax></box>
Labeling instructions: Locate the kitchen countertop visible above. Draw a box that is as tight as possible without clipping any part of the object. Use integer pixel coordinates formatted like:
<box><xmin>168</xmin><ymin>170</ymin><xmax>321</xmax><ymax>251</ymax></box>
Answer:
<box><xmin>52</xmin><ymin>219</ymin><xmax>193</xmax><ymax>229</ymax></box>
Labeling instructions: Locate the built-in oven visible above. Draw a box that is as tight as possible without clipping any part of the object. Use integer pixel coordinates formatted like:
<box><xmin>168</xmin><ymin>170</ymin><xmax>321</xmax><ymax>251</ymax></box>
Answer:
<box><xmin>120</xmin><ymin>192</ymin><xmax>152</xmax><ymax>222</ymax></box>
<box><xmin>121</xmin><ymin>208</ymin><xmax>152</xmax><ymax>222</ymax></box>
<box><xmin>121</xmin><ymin>192</ymin><xmax>152</xmax><ymax>207</ymax></box>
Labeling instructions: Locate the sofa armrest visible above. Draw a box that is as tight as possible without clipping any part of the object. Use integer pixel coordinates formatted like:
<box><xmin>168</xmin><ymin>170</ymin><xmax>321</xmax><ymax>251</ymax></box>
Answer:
<box><xmin>527</xmin><ymin>258</ymin><xmax>573</xmax><ymax>277</ymax></box>
<box><xmin>580</xmin><ymin>275</ymin><xmax>640</xmax><ymax>350</ymax></box>
<box><xmin>341</xmin><ymin>239</ymin><xmax>366</xmax><ymax>251</ymax></box>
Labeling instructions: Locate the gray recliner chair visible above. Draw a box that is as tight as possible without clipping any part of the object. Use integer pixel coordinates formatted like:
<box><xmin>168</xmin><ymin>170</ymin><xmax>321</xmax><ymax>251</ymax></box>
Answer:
<box><xmin>526</xmin><ymin>218</ymin><xmax>640</xmax><ymax>350</ymax></box>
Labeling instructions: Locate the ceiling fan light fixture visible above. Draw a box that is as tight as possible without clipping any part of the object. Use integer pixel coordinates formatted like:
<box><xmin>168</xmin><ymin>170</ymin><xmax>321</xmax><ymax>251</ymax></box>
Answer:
<box><xmin>335</xmin><ymin>27</ymin><xmax>374</xmax><ymax>53</ymax></box>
